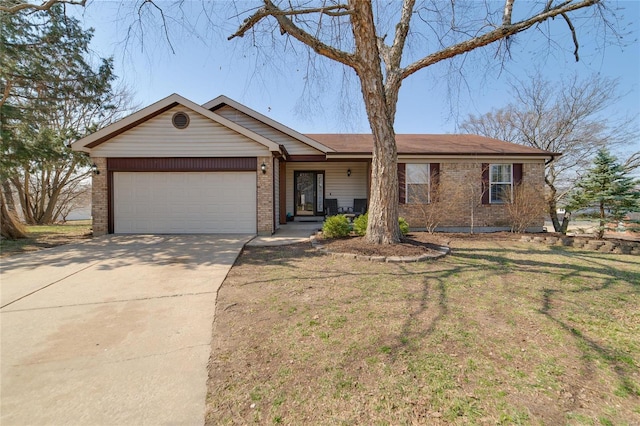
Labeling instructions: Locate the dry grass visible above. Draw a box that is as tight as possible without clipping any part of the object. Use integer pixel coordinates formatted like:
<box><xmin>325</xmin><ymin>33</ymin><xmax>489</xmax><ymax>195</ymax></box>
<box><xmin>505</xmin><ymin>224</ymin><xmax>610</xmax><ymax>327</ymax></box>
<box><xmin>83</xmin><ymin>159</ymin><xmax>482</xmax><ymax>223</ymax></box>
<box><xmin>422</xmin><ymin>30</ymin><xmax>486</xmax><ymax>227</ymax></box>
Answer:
<box><xmin>0</xmin><ymin>220</ymin><xmax>92</xmax><ymax>257</ymax></box>
<box><xmin>206</xmin><ymin>237</ymin><xmax>640</xmax><ymax>425</ymax></box>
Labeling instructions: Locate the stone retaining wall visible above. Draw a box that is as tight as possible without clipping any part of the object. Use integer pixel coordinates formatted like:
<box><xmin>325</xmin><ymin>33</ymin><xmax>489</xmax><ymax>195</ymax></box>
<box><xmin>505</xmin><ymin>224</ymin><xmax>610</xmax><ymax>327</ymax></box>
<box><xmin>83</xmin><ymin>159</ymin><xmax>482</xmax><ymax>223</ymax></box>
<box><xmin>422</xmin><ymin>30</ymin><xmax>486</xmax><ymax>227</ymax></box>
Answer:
<box><xmin>520</xmin><ymin>235</ymin><xmax>640</xmax><ymax>255</ymax></box>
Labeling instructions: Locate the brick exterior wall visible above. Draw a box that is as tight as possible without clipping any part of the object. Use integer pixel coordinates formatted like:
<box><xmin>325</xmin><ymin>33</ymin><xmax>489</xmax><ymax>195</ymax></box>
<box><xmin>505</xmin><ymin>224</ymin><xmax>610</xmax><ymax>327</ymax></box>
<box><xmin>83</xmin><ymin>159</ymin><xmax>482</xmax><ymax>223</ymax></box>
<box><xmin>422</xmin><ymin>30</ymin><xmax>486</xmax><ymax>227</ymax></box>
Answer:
<box><xmin>399</xmin><ymin>161</ymin><xmax>546</xmax><ymax>231</ymax></box>
<box><xmin>257</xmin><ymin>156</ymin><xmax>274</xmax><ymax>235</ymax></box>
<box><xmin>91</xmin><ymin>157</ymin><xmax>108</xmax><ymax>236</ymax></box>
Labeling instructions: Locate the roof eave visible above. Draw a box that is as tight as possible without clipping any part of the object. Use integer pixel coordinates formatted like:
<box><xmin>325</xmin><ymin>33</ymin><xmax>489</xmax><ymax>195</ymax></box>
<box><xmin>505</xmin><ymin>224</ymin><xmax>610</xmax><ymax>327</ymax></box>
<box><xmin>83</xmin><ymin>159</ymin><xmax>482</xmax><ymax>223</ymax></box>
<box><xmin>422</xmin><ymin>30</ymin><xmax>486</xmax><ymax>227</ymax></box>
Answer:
<box><xmin>203</xmin><ymin>95</ymin><xmax>336</xmax><ymax>154</ymax></box>
<box><xmin>327</xmin><ymin>152</ymin><xmax>559</xmax><ymax>159</ymax></box>
<box><xmin>71</xmin><ymin>93</ymin><xmax>283</xmax><ymax>155</ymax></box>
<box><xmin>71</xmin><ymin>94</ymin><xmax>184</xmax><ymax>152</ymax></box>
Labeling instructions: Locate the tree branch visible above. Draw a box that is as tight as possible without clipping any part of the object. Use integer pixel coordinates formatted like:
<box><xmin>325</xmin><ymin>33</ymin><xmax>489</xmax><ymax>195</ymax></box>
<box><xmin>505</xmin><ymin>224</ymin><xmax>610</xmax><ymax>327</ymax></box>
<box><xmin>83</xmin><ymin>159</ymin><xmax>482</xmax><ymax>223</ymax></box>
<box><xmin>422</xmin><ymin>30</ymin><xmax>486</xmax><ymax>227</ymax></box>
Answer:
<box><xmin>402</xmin><ymin>0</ymin><xmax>599</xmax><ymax>79</ymax></box>
<box><xmin>561</xmin><ymin>12</ymin><xmax>580</xmax><ymax>61</ymax></box>
<box><xmin>503</xmin><ymin>0</ymin><xmax>515</xmax><ymax>26</ymax></box>
<box><xmin>623</xmin><ymin>151</ymin><xmax>640</xmax><ymax>173</ymax></box>
<box><xmin>139</xmin><ymin>0</ymin><xmax>175</xmax><ymax>54</ymax></box>
<box><xmin>0</xmin><ymin>0</ymin><xmax>86</xmax><ymax>13</ymax></box>
<box><xmin>388</xmin><ymin>0</ymin><xmax>416</xmax><ymax>70</ymax></box>
<box><xmin>229</xmin><ymin>0</ymin><xmax>356</xmax><ymax>68</ymax></box>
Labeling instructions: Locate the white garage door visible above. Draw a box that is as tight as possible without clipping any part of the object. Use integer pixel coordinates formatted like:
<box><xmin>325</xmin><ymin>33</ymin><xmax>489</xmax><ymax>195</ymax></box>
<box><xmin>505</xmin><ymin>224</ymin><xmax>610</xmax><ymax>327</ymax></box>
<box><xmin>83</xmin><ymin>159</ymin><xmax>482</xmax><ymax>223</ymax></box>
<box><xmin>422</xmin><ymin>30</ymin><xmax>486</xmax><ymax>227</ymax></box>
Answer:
<box><xmin>113</xmin><ymin>172</ymin><xmax>256</xmax><ymax>234</ymax></box>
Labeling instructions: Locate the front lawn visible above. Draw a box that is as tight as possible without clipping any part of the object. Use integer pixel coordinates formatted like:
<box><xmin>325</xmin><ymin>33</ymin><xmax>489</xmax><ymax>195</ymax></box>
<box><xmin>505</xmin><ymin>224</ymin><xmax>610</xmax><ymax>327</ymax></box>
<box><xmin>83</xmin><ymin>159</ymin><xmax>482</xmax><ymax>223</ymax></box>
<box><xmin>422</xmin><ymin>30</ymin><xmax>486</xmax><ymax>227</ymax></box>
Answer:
<box><xmin>0</xmin><ymin>220</ymin><xmax>92</xmax><ymax>257</ymax></box>
<box><xmin>206</xmin><ymin>237</ymin><xmax>639</xmax><ymax>425</ymax></box>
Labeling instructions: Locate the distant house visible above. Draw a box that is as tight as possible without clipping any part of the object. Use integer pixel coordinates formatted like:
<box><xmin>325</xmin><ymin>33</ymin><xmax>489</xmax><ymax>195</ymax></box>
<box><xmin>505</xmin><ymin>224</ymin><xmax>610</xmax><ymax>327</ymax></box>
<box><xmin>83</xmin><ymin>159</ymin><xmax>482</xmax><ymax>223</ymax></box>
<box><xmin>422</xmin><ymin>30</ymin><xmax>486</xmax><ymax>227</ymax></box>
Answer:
<box><xmin>71</xmin><ymin>94</ymin><xmax>557</xmax><ymax>236</ymax></box>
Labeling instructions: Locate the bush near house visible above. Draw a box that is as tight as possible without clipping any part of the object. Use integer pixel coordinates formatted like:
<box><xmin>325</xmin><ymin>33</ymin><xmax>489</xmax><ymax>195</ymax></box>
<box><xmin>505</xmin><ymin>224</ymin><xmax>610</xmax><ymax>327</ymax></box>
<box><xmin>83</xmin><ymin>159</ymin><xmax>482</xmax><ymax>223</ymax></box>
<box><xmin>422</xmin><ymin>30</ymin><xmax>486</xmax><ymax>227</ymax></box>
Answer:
<box><xmin>353</xmin><ymin>214</ymin><xmax>368</xmax><ymax>236</ymax></box>
<box><xmin>504</xmin><ymin>183</ymin><xmax>548</xmax><ymax>233</ymax></box>
<box><xmin>322</xmin><ymin>215</ymin><xmax>351</xmax><ymax>238</ymax></box>
<box><xmin>353</xmin><ymin>213</ymin><xmax>409</xmax><ymax>237</ymax></box>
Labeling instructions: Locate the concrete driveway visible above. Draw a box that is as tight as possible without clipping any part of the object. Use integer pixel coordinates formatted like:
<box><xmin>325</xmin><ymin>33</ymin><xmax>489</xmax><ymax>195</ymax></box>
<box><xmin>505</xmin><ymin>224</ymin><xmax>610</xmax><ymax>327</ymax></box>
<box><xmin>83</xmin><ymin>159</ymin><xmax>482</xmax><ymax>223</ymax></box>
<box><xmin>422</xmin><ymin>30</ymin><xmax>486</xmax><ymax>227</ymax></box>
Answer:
<box><xmin>0</xmin><ymin>234</ymin><xmax>251</xmax><ymax>426</ymax></box>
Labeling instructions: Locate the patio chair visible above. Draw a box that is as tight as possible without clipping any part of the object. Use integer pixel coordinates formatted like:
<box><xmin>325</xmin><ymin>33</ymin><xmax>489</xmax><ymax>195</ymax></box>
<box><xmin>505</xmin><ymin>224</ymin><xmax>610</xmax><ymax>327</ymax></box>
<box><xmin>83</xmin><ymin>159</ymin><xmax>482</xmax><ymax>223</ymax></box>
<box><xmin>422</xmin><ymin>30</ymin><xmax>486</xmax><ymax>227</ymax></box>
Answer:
<box><xmin>324</xmin><ymin>198</ymin><xmax>339</xmax><ymax>216</ymax></box>
<box><xmin>353</xmin><ymin>198</ymin><xmax>368</xmax><ymax>216</ymax></box>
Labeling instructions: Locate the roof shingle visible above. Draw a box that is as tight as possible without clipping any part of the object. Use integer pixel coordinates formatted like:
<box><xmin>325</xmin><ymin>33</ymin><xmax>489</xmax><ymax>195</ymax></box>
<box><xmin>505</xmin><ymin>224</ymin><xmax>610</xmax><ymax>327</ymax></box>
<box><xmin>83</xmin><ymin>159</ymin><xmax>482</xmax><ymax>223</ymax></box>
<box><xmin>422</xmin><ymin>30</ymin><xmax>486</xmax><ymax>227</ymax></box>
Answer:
<box><xmin>306</xmin><ymin>134</ymin><xmax>557</xmax><ymax>157</ymax></box>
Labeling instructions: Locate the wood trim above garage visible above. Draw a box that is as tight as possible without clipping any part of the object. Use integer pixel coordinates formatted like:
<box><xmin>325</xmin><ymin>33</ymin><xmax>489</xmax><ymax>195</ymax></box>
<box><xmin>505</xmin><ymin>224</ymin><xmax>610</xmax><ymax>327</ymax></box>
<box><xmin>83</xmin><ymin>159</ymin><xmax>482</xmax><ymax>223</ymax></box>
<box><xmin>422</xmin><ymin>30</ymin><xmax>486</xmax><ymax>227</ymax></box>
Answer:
<box><xmin>107</xmin><ymin>157</ymin><xmax>258</xmax><ymax>172</ymax></box>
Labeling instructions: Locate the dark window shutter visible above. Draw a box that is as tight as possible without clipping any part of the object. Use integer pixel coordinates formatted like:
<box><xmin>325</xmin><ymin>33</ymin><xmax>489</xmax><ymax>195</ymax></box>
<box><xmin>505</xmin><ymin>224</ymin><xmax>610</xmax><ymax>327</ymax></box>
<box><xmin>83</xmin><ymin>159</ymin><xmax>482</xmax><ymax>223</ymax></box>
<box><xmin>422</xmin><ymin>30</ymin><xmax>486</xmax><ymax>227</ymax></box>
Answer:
<box><xmin>481</xmin><ymin>163</ymin><xmax>490</xmax><ymax>205</ymax></box>
<box><xmin>430</xmin><ymin>163</ymin><xmax>440</xmax><ymax>202</ymax></box>
<box><xmin>398</xmin><ymin>163</ymin><xmax>406</xmax><ymax>204</ymax></box>
<box><xmin>513</xmin><ymin>163</ymin><xmax>523</xmax><ymax>185</ymax></box>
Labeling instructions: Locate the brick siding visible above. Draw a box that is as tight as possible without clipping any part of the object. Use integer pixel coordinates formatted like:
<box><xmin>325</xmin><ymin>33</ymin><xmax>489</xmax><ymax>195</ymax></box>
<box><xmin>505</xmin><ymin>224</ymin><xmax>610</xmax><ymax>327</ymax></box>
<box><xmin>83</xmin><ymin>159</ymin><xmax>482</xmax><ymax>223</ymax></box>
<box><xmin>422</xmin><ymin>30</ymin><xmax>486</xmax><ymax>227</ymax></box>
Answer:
<box><xmin>257</xmin><ymin>156</ymin><xmax>274</xmax><ymax>235</ymax></box>
<box><xmin>91</xmin><ymin>157</ymin><xmax>108</xmax><ymax>236</ymax></box>
<box><xmin>399</xmin><ymin>161</ymin><xmax>546</xmax><ymax>231</ymax></box>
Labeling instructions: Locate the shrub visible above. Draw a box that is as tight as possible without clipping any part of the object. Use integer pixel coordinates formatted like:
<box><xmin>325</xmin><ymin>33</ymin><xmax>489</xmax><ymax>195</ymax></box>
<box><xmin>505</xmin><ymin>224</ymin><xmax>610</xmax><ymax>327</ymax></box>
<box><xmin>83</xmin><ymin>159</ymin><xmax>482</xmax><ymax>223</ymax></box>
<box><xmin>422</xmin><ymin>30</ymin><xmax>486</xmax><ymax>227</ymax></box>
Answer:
<box><xmin>504</xmin><ymin>183</ymin><xmax>547</xmax><ymax>233</ymax></box>
<box><xmin>399</xmin><ymin>217</ymin><xmax>410</xmax><ymax>236</ymax></box>
<box><xmin>351</xmin><ymin>213</ymin><xmax>410</xmax><ymax>237</ymax></box>
<box><xmin>322</xmin><ymin>215</ymin><xmax>351</xmax><ymax>238</ymax></box>
<box><xmin>353</xmin><ymin>213</ymin><xmax>368</xmax><ymax>236</ymax></box>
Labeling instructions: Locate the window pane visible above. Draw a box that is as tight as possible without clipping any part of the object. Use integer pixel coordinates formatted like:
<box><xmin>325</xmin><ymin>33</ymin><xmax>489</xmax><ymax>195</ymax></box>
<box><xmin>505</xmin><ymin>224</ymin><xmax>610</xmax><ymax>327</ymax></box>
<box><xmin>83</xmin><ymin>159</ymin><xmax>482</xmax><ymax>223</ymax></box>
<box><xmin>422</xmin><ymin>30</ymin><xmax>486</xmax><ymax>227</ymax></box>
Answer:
<box><xmin>491</xmin><ymin>164</ymin><xmax>512</xmax><ymax>183</ymax></box>
<box><xmin>406</xmin><ymin>164</ymin><xmax>430</xmax><ymax>184</ymax></box>
<box><xmin>491</xmin><ymin>183</ymin><xmax>511</xmax><ymax>203</ymax></box>
<box><xmin>407</xmin><ymin>184</ymin><xmax>429</xmax><ymax>204</ymax></box>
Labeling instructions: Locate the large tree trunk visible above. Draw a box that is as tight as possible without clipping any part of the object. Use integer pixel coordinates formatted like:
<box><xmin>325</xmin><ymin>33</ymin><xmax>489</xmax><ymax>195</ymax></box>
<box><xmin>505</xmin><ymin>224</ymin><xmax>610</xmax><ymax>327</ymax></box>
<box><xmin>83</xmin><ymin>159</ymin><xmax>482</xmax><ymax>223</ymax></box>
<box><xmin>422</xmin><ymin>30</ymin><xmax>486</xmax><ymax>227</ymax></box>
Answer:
<box><xmin>365</xmin><ymin>111</ymin><xmax>401</xmax><ymax>244</ymax></box>
<box><xmin>548</xmin><ymin>198</ymin><xmax>563</xmax><ymax>233</ymax></box>
<box><xmin>0</xmin><ymin>181</ymin><xmax>27</xmax><ymax>240</ymax></box>
<box><xmin>350</xmin><ymin>0</ymin><xmax>401</xmax><ymax>244</ymax></box>
<box><xmin>597</xmin><ymin>199</ymin><xmax>606</xmax><ymax>239</ymax></box>
<box><xmin>560</xmin><ymin>212</ymin><xmax>571</xmax><ymax>234</ymax></box>
<box><xmin>546</xmin><ymin>179</ymin><xmax>567</xmax><ymax>233</ymax></box>
<box><xmin>2</xmin><ymin>180</ymin><xmax>16</xmax><ymax>213</ymax></box>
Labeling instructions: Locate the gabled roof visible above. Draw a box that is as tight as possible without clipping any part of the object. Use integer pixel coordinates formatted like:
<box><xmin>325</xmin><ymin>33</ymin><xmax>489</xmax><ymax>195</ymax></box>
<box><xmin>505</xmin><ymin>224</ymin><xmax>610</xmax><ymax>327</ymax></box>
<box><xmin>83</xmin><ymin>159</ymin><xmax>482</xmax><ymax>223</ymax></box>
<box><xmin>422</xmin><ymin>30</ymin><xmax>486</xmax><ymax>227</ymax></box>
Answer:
<box><xmin>71</xmin><ymin>93</ymin><xmax>282</xmax><ymax>154</ymax></box>
<box><xmin>203</xmin><ymin>95</ymin><xmax>334</xmax><ymax>154</ymax></box>
<box><xmin>307</xmin><ymin>134</ymin><xmax>559</xmax><ymax>158</ymax></box>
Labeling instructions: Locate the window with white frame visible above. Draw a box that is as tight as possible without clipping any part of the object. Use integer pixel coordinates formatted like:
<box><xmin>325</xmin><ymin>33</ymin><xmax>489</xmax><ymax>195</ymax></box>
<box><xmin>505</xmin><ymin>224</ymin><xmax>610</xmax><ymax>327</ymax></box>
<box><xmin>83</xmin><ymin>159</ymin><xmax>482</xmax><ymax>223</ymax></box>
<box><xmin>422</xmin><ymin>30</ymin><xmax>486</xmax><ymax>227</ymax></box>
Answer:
<box><xmin>489</xmin><ymin>164</ymin><xmax>512</xmax><ymax>203</ymax></box>
<box><xmin>406</xmin><ymin>163</ymin><xmax>430</xmax><ymax>204</ymax></box>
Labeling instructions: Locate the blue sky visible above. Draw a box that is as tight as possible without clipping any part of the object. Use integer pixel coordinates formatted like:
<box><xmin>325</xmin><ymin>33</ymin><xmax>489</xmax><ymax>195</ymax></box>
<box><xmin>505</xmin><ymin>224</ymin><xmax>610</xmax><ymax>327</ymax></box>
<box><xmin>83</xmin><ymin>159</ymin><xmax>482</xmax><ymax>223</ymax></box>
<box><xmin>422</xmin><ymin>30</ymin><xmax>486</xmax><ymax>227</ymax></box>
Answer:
<box><xmin>75</xmin><ymin>1</ymin><xmax>639</xmax><ymax>151</ymax></box>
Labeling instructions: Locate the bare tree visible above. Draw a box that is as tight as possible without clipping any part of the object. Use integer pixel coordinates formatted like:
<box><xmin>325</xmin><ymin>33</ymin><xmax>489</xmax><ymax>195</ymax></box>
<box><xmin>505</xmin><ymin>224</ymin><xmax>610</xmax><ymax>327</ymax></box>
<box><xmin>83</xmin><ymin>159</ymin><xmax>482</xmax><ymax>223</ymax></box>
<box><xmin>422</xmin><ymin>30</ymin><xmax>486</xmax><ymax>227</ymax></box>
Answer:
<box><xmin>226</xmin><ymin>0</ymin><xmax>615</xmax><ymax>244</ymax></box>
<box><xmin>409</xmin><ymin>168</ymin><xmax>454</xmax><ymax>233</ymax></box>
<box><xmin>9</xmin><ymin>86</ymin><xmax>135</xmax><ymax>224</ymax></box>
<box><xmin>458</xmin><ymin>165</ymin><xmax>489</xmax><ymax>234</ymax></box>
<box><xmin>3</xmin><ymin>0</ymin><xmax>621</xmax><ymax>243</ymax></box>
<box><xmin>461</xmin><ymin>73</ymin><xmax>637</xmax><ymax>233</ymax></box>
<box><xmin>623</xmin><ymin>151</ymin><xmax>640</xmax><ymax>174</ymax></box>
<box><xmin>58</xmin><ymin>181</ymin><xmax>90</xmax><ymax>222</ymax></box>
<box><xmin>504</xmin><ymin>183</ymin><xmax>548</xmax><ymax>233</ymax></box>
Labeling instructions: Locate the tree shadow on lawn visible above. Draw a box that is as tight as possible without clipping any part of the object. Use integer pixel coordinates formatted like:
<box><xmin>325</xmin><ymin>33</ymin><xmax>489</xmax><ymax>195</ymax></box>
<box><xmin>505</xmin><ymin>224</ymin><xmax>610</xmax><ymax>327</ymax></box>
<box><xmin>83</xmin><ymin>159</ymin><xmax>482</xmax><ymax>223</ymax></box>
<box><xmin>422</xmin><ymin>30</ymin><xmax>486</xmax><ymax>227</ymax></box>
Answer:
<box><xmin>210</xmin><ymin>241</ymin><xmax>639</xmax><ymax>423</ymax></box>
<box><xmin>452</xmin><ymin>245</ymin><xmax>640</xmax><ymax>290</ymax></box>
<box><xmin>450</xmin><ymin>245</ymin><xmax>640</xmax><ymax>399</ymax></box>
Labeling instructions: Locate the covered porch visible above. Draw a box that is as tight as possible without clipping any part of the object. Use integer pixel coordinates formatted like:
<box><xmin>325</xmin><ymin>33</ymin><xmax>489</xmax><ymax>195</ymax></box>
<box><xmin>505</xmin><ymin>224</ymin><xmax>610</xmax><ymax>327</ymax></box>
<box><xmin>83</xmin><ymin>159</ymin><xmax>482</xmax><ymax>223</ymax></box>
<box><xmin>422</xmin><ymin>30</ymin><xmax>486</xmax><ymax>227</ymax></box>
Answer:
<box><xmin>279</xmin><ymin>160</ymin><xmax>370</xmax><ymax>224</ymax></box>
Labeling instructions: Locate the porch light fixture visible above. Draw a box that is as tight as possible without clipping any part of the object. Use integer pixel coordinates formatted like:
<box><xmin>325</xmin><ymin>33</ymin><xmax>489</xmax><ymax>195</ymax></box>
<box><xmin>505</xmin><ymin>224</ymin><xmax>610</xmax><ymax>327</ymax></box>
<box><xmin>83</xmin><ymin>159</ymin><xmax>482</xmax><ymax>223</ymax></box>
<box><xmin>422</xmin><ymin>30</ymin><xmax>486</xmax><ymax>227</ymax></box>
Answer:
<box><xmin>261</xmin><ymin>162</ymin><xmax>267</xmax><ymax>174</ymax></box>
<box><xmin>91</xmin><ymin>163</ymin><xmax>100</xmax><ymax>175</ymax></box>
<box><xmin>347</xmin><ymin>168</ymin><xmax>351</xmax><ymax>177</ymax></box>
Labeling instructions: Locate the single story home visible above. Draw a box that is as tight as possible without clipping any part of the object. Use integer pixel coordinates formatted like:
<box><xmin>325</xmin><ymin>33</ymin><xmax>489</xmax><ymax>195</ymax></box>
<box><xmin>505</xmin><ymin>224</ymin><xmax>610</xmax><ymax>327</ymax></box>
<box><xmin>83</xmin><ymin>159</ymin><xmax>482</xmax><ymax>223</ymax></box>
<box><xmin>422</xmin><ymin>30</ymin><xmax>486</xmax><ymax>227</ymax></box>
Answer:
<box><xmin>71</xmin><ymin>94</ymin><xmax>557</xmax><ymax>236</ymax></box>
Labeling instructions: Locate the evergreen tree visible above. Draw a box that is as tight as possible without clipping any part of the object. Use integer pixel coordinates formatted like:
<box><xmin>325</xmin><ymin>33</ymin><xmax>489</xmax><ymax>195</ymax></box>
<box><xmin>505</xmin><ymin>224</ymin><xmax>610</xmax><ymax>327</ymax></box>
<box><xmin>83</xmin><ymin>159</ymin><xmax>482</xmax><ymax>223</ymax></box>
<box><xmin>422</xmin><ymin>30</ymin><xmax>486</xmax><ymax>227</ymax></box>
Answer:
<box><xmin>1</xmin><ymin>5</ymin><xmax>120</xmax><ymax>237</ymax></box>
<box><xmin>566</xmin><ymin>149</ymin><xmax>640</xmax><ymax>239</ymax></box>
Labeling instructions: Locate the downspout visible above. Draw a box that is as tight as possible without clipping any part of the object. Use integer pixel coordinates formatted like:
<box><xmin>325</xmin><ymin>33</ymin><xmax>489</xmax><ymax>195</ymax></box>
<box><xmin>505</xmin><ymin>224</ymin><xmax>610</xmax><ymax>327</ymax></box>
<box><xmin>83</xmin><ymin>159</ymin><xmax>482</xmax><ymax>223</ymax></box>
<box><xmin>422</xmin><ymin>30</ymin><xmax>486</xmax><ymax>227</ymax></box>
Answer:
<box><xmin>545</xmin><ymin>152</ymin><xmax>562</xmax><ymax>166</ymax></box>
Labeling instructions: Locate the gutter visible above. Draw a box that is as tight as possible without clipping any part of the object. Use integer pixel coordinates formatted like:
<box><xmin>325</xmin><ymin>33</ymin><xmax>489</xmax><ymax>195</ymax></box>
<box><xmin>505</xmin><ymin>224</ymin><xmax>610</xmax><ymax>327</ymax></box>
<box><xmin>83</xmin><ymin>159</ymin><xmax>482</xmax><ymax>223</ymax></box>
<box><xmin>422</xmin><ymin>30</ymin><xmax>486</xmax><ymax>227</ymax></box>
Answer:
<box><xmin>545</xmin><ymin>152</ymin><xmax>562</xmax><ymax>166</ymax></box>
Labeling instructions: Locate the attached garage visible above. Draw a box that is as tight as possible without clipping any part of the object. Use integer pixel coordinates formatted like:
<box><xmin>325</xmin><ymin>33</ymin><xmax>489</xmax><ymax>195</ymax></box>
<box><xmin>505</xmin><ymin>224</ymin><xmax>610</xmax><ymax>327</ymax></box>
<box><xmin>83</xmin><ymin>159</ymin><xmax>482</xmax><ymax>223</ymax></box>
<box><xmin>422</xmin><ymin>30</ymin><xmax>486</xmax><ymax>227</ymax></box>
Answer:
<box><xmin>70</xmin><ymin>95</ymin><xmax>284</xmax><ymax>236</ymax></box>
<box><xmin>113</xmin><ymin>172</ymin><xmax>256</xmax><ymax>234</ymax></box>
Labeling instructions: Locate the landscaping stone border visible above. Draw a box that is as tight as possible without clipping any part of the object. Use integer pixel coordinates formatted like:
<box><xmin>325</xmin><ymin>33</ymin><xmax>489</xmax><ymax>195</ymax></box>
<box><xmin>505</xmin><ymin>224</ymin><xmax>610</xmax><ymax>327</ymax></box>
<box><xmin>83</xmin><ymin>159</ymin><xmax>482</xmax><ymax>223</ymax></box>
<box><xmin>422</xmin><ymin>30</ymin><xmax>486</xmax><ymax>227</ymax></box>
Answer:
<box><xmin>310</xmin><ymin>234</ymin><xmax>451</xmax><ymax>262</ymax></box>
<box><xmin>520</xmin><ymin>235</ymin><xmax>640</xmax><ymax>255</ymax></box>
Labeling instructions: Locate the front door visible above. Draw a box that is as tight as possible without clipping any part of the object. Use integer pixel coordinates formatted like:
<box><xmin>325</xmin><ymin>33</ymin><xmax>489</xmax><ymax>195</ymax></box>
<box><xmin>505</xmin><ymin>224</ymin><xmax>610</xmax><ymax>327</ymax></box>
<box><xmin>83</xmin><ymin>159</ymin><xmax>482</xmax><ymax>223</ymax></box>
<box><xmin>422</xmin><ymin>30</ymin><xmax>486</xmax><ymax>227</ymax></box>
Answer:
<box><xmin>294</xmin><ymin>171</ymin><xmax>324</xmax><ymax>216</ymax></box>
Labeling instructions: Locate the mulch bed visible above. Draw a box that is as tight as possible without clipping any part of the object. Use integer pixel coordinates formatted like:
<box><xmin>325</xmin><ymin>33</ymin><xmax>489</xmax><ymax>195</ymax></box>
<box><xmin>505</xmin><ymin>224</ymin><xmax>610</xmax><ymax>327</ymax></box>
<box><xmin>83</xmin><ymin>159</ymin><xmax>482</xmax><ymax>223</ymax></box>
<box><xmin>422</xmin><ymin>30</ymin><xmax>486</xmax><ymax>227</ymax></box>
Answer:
<box><xmin>316</xmin><ymin>232</ymin><xmax>520</xmax><ymax>257</ymax></box>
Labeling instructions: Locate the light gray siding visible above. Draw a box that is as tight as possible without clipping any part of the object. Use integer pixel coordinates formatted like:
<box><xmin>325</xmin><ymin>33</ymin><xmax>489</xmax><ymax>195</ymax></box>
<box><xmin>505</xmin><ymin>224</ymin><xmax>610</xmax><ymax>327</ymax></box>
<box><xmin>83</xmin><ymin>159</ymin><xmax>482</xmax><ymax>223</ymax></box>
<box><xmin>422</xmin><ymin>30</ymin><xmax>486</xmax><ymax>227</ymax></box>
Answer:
<box><xmin>285</xmin><ymin>162</ymin><xmax>368</xmax><ymax>216</ymax></box>
<box><xmin>92</xmin><ymin>106</ymin><xmax>270</xmax><ymax>158</ymax></box>
<box><xmin>216</xmin><ymin>105</ymin><xmax>323</xmax><ymax>156</ymax></box>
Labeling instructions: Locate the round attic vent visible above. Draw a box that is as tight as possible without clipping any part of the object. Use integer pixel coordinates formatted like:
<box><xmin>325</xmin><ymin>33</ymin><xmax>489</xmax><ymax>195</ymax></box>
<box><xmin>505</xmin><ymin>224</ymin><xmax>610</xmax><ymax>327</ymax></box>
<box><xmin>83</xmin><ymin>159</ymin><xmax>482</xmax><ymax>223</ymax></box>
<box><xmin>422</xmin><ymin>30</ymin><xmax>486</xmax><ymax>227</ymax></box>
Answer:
<box><xmin>172</xmin><ymin>112</ymin><xmax>190</xmax><ymax>129</ymax></box>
